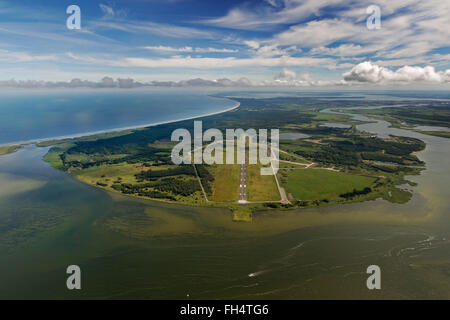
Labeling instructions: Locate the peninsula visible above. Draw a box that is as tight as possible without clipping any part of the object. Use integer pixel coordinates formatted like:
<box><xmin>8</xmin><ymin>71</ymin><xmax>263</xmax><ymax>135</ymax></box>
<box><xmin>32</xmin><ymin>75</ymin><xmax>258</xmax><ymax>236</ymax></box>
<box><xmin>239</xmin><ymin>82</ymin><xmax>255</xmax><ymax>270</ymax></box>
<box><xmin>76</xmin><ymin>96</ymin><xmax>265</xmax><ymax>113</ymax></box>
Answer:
<box><xmin>41</xmin><ymin>96</ymin><xmax>430</xmax><ymax>221</ymax></box>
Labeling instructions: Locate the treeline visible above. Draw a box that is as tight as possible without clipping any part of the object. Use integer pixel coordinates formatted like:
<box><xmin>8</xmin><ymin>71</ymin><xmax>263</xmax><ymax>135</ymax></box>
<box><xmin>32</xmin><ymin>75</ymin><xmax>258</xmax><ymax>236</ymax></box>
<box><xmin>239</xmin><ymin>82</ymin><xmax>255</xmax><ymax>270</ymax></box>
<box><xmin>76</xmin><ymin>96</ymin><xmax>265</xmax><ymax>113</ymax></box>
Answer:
<box><xmin>61</xmin><ymin>148</ymin><xmax>172</xmax><ymax>170</ymax></box>
<box><xmin>111</xmin><ymin>176</ymin><xmax>201</xmax><ymax>199</ymax></box>
<box><xmin>135</xmin><ymin>165</ymin><xmax>195</xmax><ymax>181</ymax></box>
<box><xmin>326</xmin><ymin>137</ymin><xmax>425</xmax><ymax>156</ymax></box>
<box><xmin>292</xmin><ymin>135</ymin><xmax>425</xmax><ymax>167</ymax></box>
<box><xmin>195</xmin><ymin>165</ymin><xmax>214</xmax><ymax>195</ymax></box>
<box><xmin>361</xmin><ymin>152</ymin><xmax>423</xmax><ymax>165</ymax></box>
<box><xmin>295</xmin><ymin>147</ymin><xmax>360</xmax><ymax>166</ymax></box>
<box><xmin>295</xmin><ymin>126</ymin><xmax>348</xmax><ymax>136</ymax></box>
<box><xmin>394</xmin><ymin>107</ymin><xmax>450</xmax><ymax>127</ymax></box>
<box><xmin>340</xmin><ymin>187</ymin><xmax>372</xmax><ymax>199</ymax></box>
<box><xmin>263</xmin><ymin>198</ymin><xmax>332</xmax><ymax>209</ymax></box>
<box><xmin>368</xmin><ymin>164</ymin><xmax>419</xmax><ymax>174</ymax></box>
<box><xmin>207</xmin><ymin>98</ymin><xmax>315</xmax><ymax>130</ymax></box>
<box><xmin>66</xmin><ymin>125</ymin><xmax>178</xmax><ymax>155</ymax></box>
<box><xmin>152</xmin><ymin>178</ymin><xmax>201</xmax><ymax>196</ymax></box>
<box><xmin>111</xmin><ymin>183</ymin><xmax>176</xmax><ymax>200</ymax></box>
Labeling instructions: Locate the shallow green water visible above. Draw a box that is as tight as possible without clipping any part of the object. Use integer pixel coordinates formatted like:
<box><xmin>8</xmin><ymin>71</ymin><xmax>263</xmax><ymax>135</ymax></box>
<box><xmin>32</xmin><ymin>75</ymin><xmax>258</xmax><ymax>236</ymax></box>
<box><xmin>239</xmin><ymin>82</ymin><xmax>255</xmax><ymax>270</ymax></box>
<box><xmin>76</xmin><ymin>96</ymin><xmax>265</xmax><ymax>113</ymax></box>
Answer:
<box><xmin>0</xmin><ymin>108</ymin><xmax>449</xmax><ymax>299</ymax></box>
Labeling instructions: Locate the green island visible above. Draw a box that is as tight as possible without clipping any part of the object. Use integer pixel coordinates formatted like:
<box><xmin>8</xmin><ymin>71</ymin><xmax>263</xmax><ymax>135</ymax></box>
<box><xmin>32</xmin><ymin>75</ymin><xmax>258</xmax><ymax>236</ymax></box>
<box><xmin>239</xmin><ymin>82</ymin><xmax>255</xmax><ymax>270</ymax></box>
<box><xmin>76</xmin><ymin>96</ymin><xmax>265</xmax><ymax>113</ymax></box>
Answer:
<box><xmin>340</xmin><ymin>103</ymin><xmax>450</xmax><ymax>136</ymax></box>
<box><xmin>0</xmin><ymin>145</ymin><xmax>21</xmax><ymax>156</ymax></box>
<box><xmin>40</xmin><ymin>97</ymin><xmax>428</xmax><ymax>221</ymax></box>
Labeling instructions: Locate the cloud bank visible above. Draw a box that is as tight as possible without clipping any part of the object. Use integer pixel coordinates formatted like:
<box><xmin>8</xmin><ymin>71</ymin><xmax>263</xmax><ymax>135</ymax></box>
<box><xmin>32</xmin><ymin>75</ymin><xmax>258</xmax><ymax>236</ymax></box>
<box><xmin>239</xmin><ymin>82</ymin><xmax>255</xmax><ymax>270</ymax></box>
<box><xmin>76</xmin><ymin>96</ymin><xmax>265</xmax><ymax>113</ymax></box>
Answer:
<box><xmin>1</xmin><ymin>63</ymin><xmax>449</xmax><ymax>89</ymax></box>
<box><xmin>343</xmin><ymin>62</ymin><xmax>450</xmax><ymax>83</ymax></box>
<box><xmin>0</xmin><ymin>77</ymin><xmax>253</xmax><ymax>88</ymax></box>
<box><xmin>143</xmin><ymin>46</ymin><xmax>238</xmax><ymax>53</ymax></box>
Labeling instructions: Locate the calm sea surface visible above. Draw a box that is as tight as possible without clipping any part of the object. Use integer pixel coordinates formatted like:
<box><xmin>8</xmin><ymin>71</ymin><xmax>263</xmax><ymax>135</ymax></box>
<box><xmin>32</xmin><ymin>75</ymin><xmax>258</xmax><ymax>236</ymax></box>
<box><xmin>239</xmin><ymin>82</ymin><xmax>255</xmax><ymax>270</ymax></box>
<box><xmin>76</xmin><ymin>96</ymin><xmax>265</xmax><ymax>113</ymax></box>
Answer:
<box><xmin>0</xmin><ymin>88</ymin><xmax>236</xmax><ymax>145</ymax></box>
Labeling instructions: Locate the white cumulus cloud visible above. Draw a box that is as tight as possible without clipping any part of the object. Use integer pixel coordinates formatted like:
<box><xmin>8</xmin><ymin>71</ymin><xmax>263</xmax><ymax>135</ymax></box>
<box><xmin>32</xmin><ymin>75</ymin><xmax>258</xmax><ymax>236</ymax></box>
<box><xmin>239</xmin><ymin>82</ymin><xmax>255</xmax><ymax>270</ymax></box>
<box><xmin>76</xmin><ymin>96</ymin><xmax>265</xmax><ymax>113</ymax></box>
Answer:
<box><xmin>343</xmin><ymin>61</ymin><xmax>450</xmax><ymax>83</ymax></box>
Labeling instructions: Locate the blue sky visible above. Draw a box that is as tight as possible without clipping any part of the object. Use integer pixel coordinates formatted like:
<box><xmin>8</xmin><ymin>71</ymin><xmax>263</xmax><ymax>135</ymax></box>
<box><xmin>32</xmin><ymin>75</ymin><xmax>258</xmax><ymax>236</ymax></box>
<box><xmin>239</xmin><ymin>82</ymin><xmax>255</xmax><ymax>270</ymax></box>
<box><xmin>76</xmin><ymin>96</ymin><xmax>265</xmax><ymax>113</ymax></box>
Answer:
<box><xmin>0</xmin><ymin>0</ymin><xmax>449</xmax><ymax>86</ymax></box>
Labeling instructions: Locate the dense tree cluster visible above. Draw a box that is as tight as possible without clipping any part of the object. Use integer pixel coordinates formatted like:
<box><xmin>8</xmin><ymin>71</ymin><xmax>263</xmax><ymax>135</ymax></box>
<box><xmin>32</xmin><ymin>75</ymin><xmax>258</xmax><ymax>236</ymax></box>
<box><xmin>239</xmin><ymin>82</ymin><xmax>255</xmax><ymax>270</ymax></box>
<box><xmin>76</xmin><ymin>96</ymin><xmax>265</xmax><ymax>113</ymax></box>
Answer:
<box><xmin>368</xmin><ymin>164</ymin><xmax>418</xmax><ymax>174</ymax></box>
<box><xmin>153</xmin><ymin>178</ymin><xmax>201</xmax><ymax>196</ymax></box>
<box><xmin>111</xmin><ymin>174</ymin><xmax>201</xmax><ymax>199</ymax></box>
<box><xmin>361</xmin><ymin>152</ymin><xmax>423</xmax><ymax>165</ymax></box>
<box><xmin>295</xmin><ymin>147</ymin><xmax>360</xmax><ymax>166</ymax></box>
<box><xmin>393</xmin><ymin>106</ymin><xmax>450</xmax><ymax>127</ymax></box>
<box><xmin>340</xmin><ymin>187</ymin><xmax>372</xmax><ymax>199</ymax></box>
<box><xmin>292</xmin><ymin>135</ymin><xmax>425</xmax><ymax>167</ymax></box>
<box><xmin>135</xmin><ymin>166</ymin><xmax>195</xmax><ymax>181</ymax></box>
<box><xmin>326</xmin><ymin>137</ymin><xmax>425</xmax><ymax>156</ymax></box>
<box><xmin>62</xmin><ymin>149</ymin><xmax>171</xmax><ymax>170</ymax></box>
<box><xmin>195</xmin><ymin>165</ymin><xmax>214</xmax><ymax>195</ymax></box>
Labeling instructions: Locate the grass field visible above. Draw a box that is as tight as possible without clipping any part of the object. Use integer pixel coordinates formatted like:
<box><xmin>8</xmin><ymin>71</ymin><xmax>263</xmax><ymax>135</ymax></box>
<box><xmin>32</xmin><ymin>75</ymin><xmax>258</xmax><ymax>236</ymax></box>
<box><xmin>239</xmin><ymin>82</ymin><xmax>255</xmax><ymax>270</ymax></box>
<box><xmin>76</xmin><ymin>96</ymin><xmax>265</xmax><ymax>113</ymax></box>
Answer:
<box><xmin>284</xmin><ymin>168</ymin><xmax>376</xmax><ymax>201</ymax></box>
<box><xmin>42</xmin><ymin>151</ymin><xmax>65</xmax><ymax>170</ymax></box>
<box><xmin>311</xmin><ymin>112</ymin><xmax>351</xmax><ymax>122</ymax></box>
<box><xmin>72</xmin><ymin>162</ymin><xmax>142</xmax><ymax>186</ymax></box>
<box><xmin>246</xmin><ymin>164</ymin><xmax>280</xmax><ymax>201</ymax></box>
<box><xmin>42</xmin><ymin>142</ymin><xmax>76</xmax><ymax>170</ymax></box>
<box><xmin>381</xmin><ymin>187</ymin><xmax>413</xmax><ymax>204</ymax></box>
<box><xmin>209</xmin><ymin>164</ymin><xmax>240</xmax><ymax>202</ymax></box>
<box><xmin>71</xmin><ymin>162</ymin><xmax>206</xmax><ymax>204</ymax></box>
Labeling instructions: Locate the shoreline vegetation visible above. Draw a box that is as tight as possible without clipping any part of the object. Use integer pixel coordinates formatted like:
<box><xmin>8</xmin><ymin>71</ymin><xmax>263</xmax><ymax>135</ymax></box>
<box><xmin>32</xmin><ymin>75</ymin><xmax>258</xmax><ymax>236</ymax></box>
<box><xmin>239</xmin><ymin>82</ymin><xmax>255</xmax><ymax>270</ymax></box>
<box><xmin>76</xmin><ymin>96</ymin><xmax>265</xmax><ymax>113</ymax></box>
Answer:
<box><xmin>0</xmin><ymin>145</ymin><xmax>21</xmax><ymax>155</ymax></box>
<box><xmin>416</xmin><ymin>130</ymin><xmax>450</xmax><ymax>138</ymax></box>
<box><xmin>34</xmin><ymin>96</ymin><xmax>433</xmax><ymax>221</ymax></box>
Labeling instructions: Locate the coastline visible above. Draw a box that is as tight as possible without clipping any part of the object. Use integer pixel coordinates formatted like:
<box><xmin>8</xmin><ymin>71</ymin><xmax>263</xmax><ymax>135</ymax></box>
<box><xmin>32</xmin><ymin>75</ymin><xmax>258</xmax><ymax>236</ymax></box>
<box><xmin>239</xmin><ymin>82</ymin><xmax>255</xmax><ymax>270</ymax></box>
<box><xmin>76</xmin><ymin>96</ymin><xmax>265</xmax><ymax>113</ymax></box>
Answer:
<box><xmin>0</xmin><ymin>145</ymin><xmax>22</xmax><ymax>156</ymax></box>
<box><xmin>17</xmin><ymin>96</ymin><xmax>434</xmax><ymax>221</ymax></box>
<box><xmin>0</xmin><ymin>100</ymin><xmax>240</xmax><ymax>149</ymax></box>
